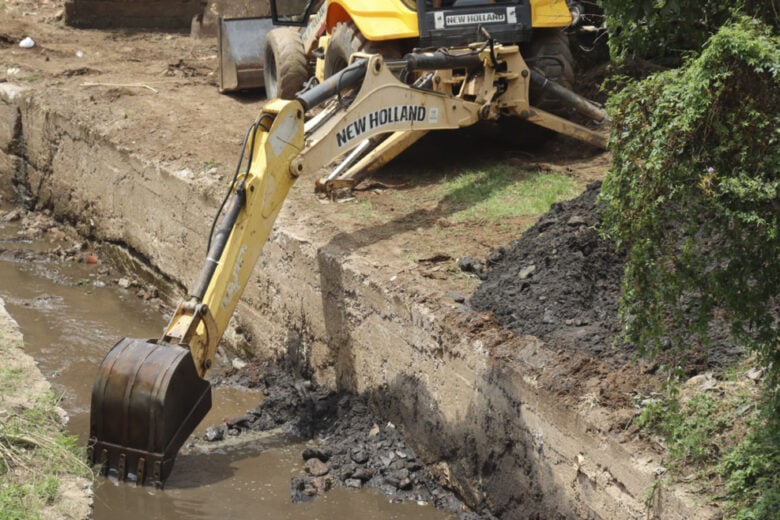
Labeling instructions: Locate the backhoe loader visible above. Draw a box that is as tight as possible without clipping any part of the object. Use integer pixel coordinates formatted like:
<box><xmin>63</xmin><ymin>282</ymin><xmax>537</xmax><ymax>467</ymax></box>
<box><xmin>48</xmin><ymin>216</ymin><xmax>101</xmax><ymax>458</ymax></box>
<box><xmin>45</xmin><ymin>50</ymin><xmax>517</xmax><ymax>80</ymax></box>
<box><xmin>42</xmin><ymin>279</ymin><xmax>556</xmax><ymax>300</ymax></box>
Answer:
<box><xmin>88</xmin><ymin>13</ymin><xmax>607</xmax><ymax>487</ymax></box>
<box><xmin>263</xmin><ymin>0</ymin><xmax>585</xmax><ymax>193</ymax></box>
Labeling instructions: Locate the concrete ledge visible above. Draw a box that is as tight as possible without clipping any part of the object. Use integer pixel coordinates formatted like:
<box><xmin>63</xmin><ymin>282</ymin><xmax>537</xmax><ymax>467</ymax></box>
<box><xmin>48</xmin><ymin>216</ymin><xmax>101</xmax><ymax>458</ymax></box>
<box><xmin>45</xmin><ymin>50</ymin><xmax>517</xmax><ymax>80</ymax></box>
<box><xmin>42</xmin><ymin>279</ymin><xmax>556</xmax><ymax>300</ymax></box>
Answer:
<box><xmin>64</xmin><ymin>0</ymin><xmax>203</xmax><ymax>29</ymax></box>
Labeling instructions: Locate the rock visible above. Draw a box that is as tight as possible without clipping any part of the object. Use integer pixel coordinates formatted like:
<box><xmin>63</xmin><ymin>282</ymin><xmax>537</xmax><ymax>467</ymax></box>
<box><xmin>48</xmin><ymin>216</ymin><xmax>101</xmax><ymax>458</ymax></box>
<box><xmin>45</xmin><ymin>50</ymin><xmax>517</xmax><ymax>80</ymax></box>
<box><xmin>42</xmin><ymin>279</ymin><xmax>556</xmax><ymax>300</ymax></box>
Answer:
<box><xmin>380</xmin><ymin>453</ymin><xmax>395</xmax><ymax>467</ymax></box>
<box><xmin>398</xmin><ymin>477</ymin><xmax>413</xmax><ymax>490</ymax></box>
<box><xmin>458</xmin><ymin>256</ymin><xmax>483</xmax><ymax>273</ymax></box>
<box><xmin>204</xmin><ymin>425</ymin><xmax>224</xmax><ymax>442</ymax></box>
<box><xmin>3</xmin><ymin>209</ymin><xmax>23</xmax><ymax>222</ymax></box>
<box><xmin>350</xmin><ymin>448</ymin><xmax>369</xmax><ymax>464</ymax></box>
<box><xmin>518</xmin><ymin>264</ymin><xmax>536</xmax><ymax>280</ymax></box>
<box><xmin>745</xmin><ymin>367</ymin><xmax>764</xmax><ymax>382</ymax></box>
<box><xmin>311</xmin><ymin>476</ymin><xmax>332</xmax><ymax>493</ymax></box>
<box><xmin>446</xmin><ymin>292</ymin><xmax>466</xmax><ymax>303</ymax></box>
<box><xmin>339</xmin><ymin>464</ymin><xmax>355</xmax><ymax>480</ymax></box>
<box><xmin>345</xmin><ymin>478</ymin><xmax>362</xmax><ymax>489</ymax></box>
<box><xmin>352</xmin><ymin>467</ymin><xmax>374</xmax><ymax>482</ymax></box>
<box><xmin>303</xmin><ymin>446</ymin><xmax>331</xmax><ymax>462</ymax></box>
<box><xmin>567</xmin><ymin>215</ymin><xmax>587</xmax><ymax>226</ymax></box>
<box><xmin>117</xmin><ymin>278</ymin><xmax>132</xmax><ymax>289</ymax></box>
<box><xmin>290</xmin><ymin>477</ymin><xmax>315</xmax><ymax>503</ymax></box>
<box><xmin>486</xmin><ymin>247</ymin><xmax>505</xmax><ymax>265</ymax></box>
<box><xmin>305</xmin><ymin>457</ymin><xmax>330</xmax><ymax>477</ymax></box>
<box><xmin>226</xmin><ymin>414</ymin><xmax>253</xmax><ymax>429</ymax></box>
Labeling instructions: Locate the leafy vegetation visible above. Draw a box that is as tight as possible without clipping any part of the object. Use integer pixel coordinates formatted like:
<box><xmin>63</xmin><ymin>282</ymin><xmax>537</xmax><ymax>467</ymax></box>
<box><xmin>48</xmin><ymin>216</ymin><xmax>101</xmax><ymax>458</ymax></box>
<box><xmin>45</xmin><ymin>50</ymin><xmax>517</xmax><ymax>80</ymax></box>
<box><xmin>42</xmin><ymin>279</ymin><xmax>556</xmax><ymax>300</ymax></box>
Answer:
<box><xmin>600</xmin><ymin>15</ymin><xmax>779</xmax><ymax>518</ymax></box>
<box><xmin>635</xmin><ymin>373</ymin><xmax>773</xmax><ymax>516</ymax></box>
<box><xmin>598</xmin><ymin>0</ymin><xmax>779</xmax><ymax>63</ymax></box>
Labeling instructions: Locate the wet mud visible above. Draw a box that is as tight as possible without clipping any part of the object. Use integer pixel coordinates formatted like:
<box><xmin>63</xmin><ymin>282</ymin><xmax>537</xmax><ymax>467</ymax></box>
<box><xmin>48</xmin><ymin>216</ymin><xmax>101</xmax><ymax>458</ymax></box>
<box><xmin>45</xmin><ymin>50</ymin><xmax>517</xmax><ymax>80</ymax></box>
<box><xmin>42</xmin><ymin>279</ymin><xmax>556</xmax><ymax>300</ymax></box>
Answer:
<box><xmin>470</xmin><ymin>181</ymin><xmax>743</xmax><ymax>370</ymax></box>
<box><xmin>206</xmin><ymin>364</ymin><xmax>491</xmax><ymax>519</ymax></box>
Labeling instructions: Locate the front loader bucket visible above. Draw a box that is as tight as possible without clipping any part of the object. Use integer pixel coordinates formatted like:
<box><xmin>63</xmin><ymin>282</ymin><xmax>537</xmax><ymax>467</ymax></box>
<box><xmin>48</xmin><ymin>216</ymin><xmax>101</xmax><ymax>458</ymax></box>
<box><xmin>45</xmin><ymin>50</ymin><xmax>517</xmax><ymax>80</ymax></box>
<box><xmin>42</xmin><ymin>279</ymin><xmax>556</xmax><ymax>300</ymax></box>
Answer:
<box><xmin>88</xmin><ymin>338</ymin><xmax>212</xmax><ymax>487</ymax></box>
<box><xmin>218</xmin><ymin>16</ymin><xmax>274</xmax><ymax>93</ymax></box>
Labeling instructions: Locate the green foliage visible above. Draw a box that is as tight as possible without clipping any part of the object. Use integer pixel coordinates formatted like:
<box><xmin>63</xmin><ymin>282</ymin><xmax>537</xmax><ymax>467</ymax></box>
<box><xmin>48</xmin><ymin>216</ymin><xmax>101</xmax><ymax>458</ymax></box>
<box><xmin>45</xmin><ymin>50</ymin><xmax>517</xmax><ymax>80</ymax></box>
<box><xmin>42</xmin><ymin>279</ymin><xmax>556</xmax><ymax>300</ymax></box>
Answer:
<box><xmin>601</xmin><ymin>17</ymin><xmax>780</xmax><ymax>372</ymax></box>
<box><xmin>0</xmin><ymin>392</ymin><xmax>92</xmax><ymax>520</ymax></box>
<box><xmin>599</xmin><ymin>0</ymin><xmax>728</xmax><ymax>62</ymax></box>
<box><xmin>601</xmin><ymin>17</ymin><xmax>780</xmax><ymax>517</ymax></box>
<box><xmin>637</xmin><ymin>391</ymin><xmax>728</xmax><ymax>467</ymax></box>
<box><xmin>719</xmin><ymin>410</ymin><xmax>780</xmax><ymax>518</ymax></box>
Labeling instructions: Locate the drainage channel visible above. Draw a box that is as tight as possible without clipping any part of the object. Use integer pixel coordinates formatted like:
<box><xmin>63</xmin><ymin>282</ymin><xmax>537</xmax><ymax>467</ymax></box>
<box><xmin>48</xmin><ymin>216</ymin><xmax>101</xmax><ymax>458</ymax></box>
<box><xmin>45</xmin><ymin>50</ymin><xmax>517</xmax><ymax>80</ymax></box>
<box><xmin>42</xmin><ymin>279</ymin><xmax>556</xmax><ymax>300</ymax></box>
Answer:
<box><xmin>0</xmin><ymin>205</ymin><xmax>455</xmax><ymax>520</ymax></box>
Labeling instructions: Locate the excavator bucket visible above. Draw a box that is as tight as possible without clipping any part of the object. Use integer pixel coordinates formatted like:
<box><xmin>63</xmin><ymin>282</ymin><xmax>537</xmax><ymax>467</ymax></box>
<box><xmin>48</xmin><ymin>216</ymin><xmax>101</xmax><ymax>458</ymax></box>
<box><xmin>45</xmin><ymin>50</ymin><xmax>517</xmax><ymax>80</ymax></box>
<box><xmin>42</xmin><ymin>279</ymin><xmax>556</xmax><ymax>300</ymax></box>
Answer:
<box><xmin>88</xmin><ymin>338</ymin><xmax>212</xmax><ymax>487</ymax></box>
<box><xmin>218</xmin><ymin>16</ymin><xmax>274</xmax><ymax>92</ymax></box>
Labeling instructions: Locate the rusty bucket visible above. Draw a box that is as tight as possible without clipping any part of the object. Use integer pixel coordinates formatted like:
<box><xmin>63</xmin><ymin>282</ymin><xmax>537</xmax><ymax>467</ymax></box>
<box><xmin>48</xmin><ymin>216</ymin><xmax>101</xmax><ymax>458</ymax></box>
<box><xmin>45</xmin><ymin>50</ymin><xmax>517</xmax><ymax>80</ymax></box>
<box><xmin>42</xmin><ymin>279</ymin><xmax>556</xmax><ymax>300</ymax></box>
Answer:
<box><xmin>88</xmin><ymin>338</ymin><xmax>212</xmax><ymax>487</ymax></box>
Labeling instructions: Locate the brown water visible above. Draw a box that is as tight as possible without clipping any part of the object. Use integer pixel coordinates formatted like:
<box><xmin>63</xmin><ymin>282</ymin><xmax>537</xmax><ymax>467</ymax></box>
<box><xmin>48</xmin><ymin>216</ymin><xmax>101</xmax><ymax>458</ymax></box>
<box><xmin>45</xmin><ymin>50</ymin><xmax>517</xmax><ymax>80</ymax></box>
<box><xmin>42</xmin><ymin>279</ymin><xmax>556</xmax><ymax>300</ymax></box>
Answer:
<box><xmin>0</xmin><ymin>212</ymin><xmax>455</xmax><ymax>520</ymax></box>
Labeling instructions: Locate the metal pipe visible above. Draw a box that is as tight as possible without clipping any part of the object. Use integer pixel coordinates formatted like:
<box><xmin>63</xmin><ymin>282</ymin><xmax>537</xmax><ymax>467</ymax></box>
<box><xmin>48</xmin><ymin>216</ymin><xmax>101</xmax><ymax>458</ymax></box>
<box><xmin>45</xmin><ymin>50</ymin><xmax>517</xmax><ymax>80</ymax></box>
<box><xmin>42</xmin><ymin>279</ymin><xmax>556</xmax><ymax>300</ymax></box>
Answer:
<box><xmin>326</xmin><ymin>138</ymin><xmax>373</xmax><ymax>181</ymax></box>
<box><xmin>530</xmin><ymin>70</ymin><xmax>608</xmax><ymax>123</ymax></box>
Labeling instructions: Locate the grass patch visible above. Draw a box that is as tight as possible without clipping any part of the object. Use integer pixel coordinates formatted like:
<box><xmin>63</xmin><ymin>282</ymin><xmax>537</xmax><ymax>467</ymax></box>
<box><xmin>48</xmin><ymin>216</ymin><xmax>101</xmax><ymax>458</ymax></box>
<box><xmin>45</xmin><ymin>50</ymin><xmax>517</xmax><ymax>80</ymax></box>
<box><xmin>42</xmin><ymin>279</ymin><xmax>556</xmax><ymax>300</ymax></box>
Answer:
<box><xmin>0</xmin><ymin>392</ymin><xmax>93</xmax><ymax>520</ymax></box>
<box><xmin>0</xmin><ymin>367</ymin><xmax>25</xmax><ymax>394</ymax></box>
<box><xmin>436</xmin><ymin>165</ymin><xmax>582</xmax><ymax>222</ymax></box>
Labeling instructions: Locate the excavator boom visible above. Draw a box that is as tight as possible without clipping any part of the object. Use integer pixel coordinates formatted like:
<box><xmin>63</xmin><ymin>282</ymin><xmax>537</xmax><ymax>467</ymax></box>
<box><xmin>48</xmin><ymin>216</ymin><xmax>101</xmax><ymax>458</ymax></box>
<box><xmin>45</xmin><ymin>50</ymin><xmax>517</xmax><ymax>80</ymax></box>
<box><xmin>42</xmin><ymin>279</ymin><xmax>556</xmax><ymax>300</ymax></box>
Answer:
<box><xmin>89</xmin><ymin>45</ymin><xmax>607</xmax><ymax>486</ymax></box>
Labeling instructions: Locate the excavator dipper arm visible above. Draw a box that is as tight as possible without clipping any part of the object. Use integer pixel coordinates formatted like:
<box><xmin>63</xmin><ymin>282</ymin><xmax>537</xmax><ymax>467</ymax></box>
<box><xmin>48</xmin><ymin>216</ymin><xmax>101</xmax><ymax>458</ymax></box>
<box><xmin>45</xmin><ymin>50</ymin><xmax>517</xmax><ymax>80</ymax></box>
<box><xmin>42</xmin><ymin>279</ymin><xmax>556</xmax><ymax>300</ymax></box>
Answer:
<box><xmin>88</xmin><ymin>100</ymin><xmax>305</xmax><ymax>486</ymax></box>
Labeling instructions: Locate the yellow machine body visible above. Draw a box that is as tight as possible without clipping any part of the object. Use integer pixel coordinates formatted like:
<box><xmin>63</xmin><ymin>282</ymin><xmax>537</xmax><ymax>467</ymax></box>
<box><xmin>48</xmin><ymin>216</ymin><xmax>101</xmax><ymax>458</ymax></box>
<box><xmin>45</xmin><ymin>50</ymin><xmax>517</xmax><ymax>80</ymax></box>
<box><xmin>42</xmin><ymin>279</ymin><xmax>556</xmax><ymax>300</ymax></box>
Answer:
<box><xmin>325</xmin><ymin>0</ymin><xmax>573</xmax><ymax>40</ymax></box>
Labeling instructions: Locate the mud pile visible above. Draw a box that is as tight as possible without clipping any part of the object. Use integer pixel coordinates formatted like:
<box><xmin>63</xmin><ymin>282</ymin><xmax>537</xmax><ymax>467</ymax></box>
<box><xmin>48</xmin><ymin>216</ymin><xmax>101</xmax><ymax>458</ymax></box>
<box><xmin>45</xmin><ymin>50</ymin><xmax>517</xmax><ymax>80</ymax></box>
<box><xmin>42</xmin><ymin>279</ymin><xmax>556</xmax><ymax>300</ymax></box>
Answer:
<box><xmin>470</xmin><ymin>181</ymin><xmax>629</xmax><ymax>359</ymax></box>
<box><xmin>470</xmin><ymin>181</ymin><xmax>743</xmax><ymax>370</ymax></box>
<box><xmin>209</xmin><ymin>366</ymin><xmax>491</xmax><ymax>519</ymax></box>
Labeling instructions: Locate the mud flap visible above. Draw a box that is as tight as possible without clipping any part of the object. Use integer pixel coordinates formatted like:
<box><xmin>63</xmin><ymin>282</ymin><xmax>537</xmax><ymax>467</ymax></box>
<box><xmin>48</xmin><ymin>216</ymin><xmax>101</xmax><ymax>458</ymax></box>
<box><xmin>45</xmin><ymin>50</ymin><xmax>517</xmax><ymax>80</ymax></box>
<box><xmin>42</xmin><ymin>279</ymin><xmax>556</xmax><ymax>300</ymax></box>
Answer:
<box><xmin>88</xmin><ymin>338</ymin><xmax>212</xmax><ymax>487</ymax></box>
<box><xmin>218</xmin><ymin>16</ymin><xmax>275</xmax><ymax>93</ymax></box>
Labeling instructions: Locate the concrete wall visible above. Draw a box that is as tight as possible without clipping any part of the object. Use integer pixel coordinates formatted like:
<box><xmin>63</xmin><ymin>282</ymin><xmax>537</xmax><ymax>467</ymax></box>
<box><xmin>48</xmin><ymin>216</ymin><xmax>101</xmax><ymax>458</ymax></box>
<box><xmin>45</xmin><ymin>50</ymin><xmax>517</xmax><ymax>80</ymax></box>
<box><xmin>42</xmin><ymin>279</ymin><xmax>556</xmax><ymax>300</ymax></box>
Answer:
<box><xmin>63</xmin><ymin>0</ymin><xmax>271</xmax><ymax>30</ymax></box>
<box><xmin>64</xmin><ymin>0</ymin><xmax>205</xmax><ymax>29</ymax></box>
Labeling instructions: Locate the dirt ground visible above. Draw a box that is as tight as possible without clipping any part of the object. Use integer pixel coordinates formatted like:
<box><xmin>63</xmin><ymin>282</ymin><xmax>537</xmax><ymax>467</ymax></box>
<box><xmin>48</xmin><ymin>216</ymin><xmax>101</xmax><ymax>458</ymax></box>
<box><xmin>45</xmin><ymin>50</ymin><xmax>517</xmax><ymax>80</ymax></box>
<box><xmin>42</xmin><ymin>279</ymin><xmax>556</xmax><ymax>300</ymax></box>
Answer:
<box><xmin>0</xmin><ymin>0</ymin><xmax>743</xmax><ymax>517</ymax></box>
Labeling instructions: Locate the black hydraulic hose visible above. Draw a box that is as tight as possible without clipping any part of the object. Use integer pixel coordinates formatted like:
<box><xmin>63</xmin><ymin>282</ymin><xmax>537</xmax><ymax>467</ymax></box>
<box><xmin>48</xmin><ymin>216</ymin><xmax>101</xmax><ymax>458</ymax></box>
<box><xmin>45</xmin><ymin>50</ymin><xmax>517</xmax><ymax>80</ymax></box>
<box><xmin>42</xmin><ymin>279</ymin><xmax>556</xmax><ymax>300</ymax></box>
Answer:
<box><xmin>403</xmin><ymin>50</ymin><xmax>482</xmax><ymax>72</ymax></box>
<box><xmin>296</xmin><ymin>59</ymin><xmax>368</xmax><ymax>111</ymax></box>
<box><xmin>192</xmin><ymin>185</ymin><xmax>246</xmax><ymax>301</ymax></box>
<box><xmin>206</xmin><ymin>121</ymin><xmax>256</xmax><ymax>254</ymax></box>
<box><xmin>197</xmin><ymin>113</ymin><xmax>272</xmax><ymax>300</ymax></box>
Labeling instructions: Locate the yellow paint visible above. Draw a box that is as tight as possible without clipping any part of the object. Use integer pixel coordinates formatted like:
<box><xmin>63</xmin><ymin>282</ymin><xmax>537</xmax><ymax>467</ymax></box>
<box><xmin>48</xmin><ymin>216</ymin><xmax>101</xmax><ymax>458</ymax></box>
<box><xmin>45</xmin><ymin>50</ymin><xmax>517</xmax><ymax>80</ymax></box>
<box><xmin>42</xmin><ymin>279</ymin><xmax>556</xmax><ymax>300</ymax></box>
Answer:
<box><xmin>327</xmin><ymin>0</ymin><xmax>572</xmax><ymax>41</ymax></box>
<box><xmin>327</xmin><ymin>0</ymin><xmax>419</xmax><ymax>40</ymax></box>
<box><xmin>529</xmin><ymin>0</ymin><xmax>572</xmax><ymax>27</ymax></box>
<box><xmin>199</xmin><ymin>99</ymin><xmax>304</xmax><ymax>365</ymax></box>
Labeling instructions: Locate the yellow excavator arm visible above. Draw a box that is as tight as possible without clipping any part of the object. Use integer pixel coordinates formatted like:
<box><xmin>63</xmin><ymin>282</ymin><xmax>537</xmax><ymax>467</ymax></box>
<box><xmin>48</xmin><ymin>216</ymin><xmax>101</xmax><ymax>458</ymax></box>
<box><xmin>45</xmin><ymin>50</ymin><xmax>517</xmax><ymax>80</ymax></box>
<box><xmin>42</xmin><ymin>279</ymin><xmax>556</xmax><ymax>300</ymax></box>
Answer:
<box><xmin>89</xmin><ymin>45</ymin><xmax>607</xmax><ymax>487</ymax></box>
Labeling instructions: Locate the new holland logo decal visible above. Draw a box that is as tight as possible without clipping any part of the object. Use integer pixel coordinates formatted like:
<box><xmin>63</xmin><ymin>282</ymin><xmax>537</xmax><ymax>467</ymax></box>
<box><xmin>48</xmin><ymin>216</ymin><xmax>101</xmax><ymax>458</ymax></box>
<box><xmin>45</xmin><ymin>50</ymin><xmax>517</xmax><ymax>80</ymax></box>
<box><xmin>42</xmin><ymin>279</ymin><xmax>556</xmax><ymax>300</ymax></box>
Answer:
<box><xmin>336</xmin><ymin>105</ymin><xmax>436</xmax><ymax>148</ymax></box>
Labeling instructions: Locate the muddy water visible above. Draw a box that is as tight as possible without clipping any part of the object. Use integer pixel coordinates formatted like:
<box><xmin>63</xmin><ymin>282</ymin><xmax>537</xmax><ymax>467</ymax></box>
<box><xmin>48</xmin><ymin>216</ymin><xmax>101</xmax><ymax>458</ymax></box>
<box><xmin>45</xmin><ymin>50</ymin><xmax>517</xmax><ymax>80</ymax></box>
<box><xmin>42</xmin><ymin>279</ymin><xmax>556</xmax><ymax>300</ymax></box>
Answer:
<box><xmin>0</xmin><ymin>211</ymin><xmax>454</xmax><ymax>520</ymax></box>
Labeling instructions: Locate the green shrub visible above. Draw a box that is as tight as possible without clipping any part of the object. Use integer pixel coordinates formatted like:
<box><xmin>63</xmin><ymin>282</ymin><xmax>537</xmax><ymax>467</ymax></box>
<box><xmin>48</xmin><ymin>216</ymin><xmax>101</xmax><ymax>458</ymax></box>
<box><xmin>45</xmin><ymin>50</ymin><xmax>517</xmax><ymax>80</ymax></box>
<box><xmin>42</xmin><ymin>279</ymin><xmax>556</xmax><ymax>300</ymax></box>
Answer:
<box><xmin>598</xmin><ymin>0</ymin><xmax>779</xmax><ymax>63</ymax></box>
<box><xmin>600</xmin><ymin>16</ymin><xmax>779</xmax><ymax>518</ymax></box>
<box><xmin>601</xmin><ymin>16</ymin><xmax>779</xmax><ymax>375</ymax></box>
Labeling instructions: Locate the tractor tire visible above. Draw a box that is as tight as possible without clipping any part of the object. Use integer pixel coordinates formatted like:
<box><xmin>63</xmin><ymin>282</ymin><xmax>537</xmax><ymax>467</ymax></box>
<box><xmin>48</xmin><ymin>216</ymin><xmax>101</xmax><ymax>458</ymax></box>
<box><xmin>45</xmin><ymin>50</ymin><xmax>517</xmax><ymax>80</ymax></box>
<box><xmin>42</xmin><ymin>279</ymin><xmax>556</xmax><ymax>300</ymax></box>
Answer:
<box><xmin>263</xmin><ymin>28</ymin><xmax>309</xmax><ymax>100</ymax></box>
<box><xmin>323</xmin><ymin>21</ymin><xmax>369</xmax><ymax>78</ymax></box>
<box><xmin>525</xmin><ymin>29</ymin><xmax>575</xmax><ymax>113</ymax></box>
<box><xmin>324</xmin><ymin>21</ymin><xmax>402</xmax><ymax>78</ymax></box>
